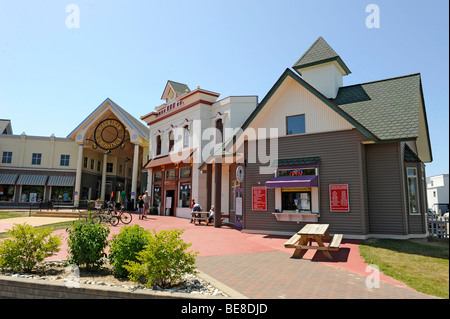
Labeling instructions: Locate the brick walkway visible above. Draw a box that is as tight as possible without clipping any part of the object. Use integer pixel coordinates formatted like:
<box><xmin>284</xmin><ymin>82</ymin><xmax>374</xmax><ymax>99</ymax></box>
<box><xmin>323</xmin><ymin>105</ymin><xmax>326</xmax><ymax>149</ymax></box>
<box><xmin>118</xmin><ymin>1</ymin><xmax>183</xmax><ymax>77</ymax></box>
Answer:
<box><xmin>196</xmin><ymin>251</ymin><xmax>436</xmax><ymax>299</ymax></box>
<box><xmin>0</xmin><ymin>214</ymin><xmax>438</xmax><ymax>299</ymax></box>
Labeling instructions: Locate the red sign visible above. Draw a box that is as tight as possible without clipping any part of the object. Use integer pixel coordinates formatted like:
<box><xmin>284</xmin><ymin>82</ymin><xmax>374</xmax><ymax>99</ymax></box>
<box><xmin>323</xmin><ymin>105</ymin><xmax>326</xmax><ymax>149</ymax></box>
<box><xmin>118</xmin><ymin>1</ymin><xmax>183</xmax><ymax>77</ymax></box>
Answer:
<box><xmin>252</xmin><ymin>187</ymin><xmax>267</xmax><ymax>211</ymax></box>
<box><xmin>329</xmin><ymin>184</ymin><xmax>349</xmax><ymax>212</ymax></box>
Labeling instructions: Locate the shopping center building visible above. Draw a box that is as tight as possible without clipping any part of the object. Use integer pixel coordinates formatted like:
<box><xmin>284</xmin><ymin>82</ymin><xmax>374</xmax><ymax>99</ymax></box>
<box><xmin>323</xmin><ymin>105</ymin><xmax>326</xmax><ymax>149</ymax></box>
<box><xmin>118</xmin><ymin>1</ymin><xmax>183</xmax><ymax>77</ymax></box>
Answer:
<box><xmin>0</xmin><ymin>98</ymin><xmax>149</xmax><ymax>208</ymax></box>
<box><xmin>0</xmin><ymin>37</ymin><xmax>433</xmax><ymax>239</ymax></box>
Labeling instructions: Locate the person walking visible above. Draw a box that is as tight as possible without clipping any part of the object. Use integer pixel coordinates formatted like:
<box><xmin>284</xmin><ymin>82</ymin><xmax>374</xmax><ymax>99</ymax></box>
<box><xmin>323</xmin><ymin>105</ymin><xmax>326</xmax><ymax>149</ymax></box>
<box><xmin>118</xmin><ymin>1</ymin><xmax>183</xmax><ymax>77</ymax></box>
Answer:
<box><xmin>143</xmin><ymin>190</ymin><xmax>151</xmax><ymax>219</ymax></box>
<box><xmin>137</xmin><ymin>195</ymin><xmax>145</xmax><ymax>220</ymax></box>
<box><xmin>120</xmin><ymin>189</ymin><xmax>127</xmax><ymax>209</ymax></box>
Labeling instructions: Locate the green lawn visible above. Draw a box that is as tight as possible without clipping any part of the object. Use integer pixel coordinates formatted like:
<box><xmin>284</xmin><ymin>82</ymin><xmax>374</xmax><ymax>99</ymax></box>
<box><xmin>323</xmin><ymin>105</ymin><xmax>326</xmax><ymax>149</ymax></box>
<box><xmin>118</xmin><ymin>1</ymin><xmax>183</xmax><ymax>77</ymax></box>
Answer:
<box><xmin>0</xmin><ymin>211</ymin><xmax>31</xmax><ymax>219</ymax></box>
<box><xmin>359</xmin><ymin>238</ymin><xmax>449</xmax><ymax>299</ymax></box>
<box><xmin>0</xmin><ymin>211</ymin><xmax>76</xmax><ymax>239</ymax></box>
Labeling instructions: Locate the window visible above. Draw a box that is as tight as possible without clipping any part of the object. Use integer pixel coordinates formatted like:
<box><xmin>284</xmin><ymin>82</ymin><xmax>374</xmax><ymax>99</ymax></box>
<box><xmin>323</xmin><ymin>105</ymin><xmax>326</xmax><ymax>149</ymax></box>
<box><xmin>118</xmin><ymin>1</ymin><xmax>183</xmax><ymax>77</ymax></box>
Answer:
<box><xmin>156</xmin><ymin>135</ymin><xmax>162</xmax><ymax>155</ymax></box>
<box><xmin>83</xmin><ymin>157</ymin><xmax>88</xmax><ymax>168</ymax></box>
<box><xmin>179</xmin><ymin>182</ymin><xmax>191</xmax><ymax>208</ymax></box>
<box><xmin>286</xmin><ymin>114</ymin><xmax>305</xmax><ymax>135</ymax></box>
<box><xmin>90</xmin><ymin>159</ymin><xmax>95</xmax><ymax>170</ymax></box>
<box><xmin>183</xmin><ymin>125</ymin><xmax>190</xmax><ymax>148</ymax></box>
<box><xmin>2</xmin><ymin>152</ymin><xmax>12</xmax><ymax>164</ymax></box>
<box><xmin>166</xmin><ymin>169</ymin><xmax>176</xmax><ymax>180</ymax></box>
<box><xmin>107</xmin><ymin>162</ymin><xmax>114</xmax><ymax>173</ymax></box>
<box><xmin>32</xmin><ymin>153</ymin><xmax>42</xmax><ymax>165</ymax></box>
<box><xmin>277</xmin><ymin>168</ymin><xmax>316</xmax><ymax>177</ymax></box>
<box><xmin>97</xmin><ymin>161</ymin><xmax>101</xmax><ymax>171</ymax></box>
<box><xmin>180</xmin><ymin>166</ymin><xmax>191</xmax><ymax>179</ymax></box>
<box><xmin>154</xmin><ymin>171</ymin><xmax>162</xmax><ymax>182</ymax></box>
<box><xmin>407</xmin><ymin>168</ymin><xmax>419</xmax><ymax>214</ymax></box>
<box><xmin>60</xmin><ymin>155</ymin><xmax>70</xmax><ymax>166</ymax></box>
<box><xmin>0</xmin><ymin>185</ymin><xmax>15</xmax><ymax>202</ymax></box>
<box><xmin>153</xmin><ymin>185</ymin><xmax>161</xmax><ymax>208</ymax></box>
<box><xmin>216</xmin><ymin>119</ymin><xmax>223</xmax><ymax>143</ymax></box>
<box><xmin>168</xmin><ymin>131</ymin><xmax>174</xmax><ymax>152</ymax></box>
<box><xmin>282</xmin><ymin>190</ymin><xmax>311</xmax><ymax>212</ymax></box>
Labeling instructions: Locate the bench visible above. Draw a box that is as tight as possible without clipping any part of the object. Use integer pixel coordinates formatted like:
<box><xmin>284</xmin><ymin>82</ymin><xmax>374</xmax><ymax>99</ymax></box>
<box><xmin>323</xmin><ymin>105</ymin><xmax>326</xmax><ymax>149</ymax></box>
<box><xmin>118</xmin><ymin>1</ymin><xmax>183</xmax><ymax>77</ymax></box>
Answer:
<box><xmin>284</xmin><ymin>227</ymin><xmax>343</xmax><ymax>260</ymax></box>
<box><xmin>284</xmin><ymin>233</ymin><xmax>302</xmax><ymax>248</ymax></box>
<box><xmin>328</xmin><ymin>234</ymin><xmax>343</xmax><ymax>251</ymax></box>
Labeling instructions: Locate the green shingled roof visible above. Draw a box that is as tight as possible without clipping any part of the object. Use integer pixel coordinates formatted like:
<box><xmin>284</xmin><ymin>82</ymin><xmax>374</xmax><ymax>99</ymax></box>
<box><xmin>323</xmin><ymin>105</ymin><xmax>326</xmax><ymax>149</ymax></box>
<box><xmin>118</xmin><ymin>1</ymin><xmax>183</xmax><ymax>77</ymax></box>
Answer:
<box><xmin>293</xmin><ymin>37</ymin><xmax>351</xmax><ymax>75</ymax></box>
<box><xmin>168</xmin><ymin>80</ymin><xmax>190</xmax><ymax>94</ymax></box>
<box><xmin>331</xmin><ymin>73</ymin><xmax>422</xmax><ymax>141</ymax></box>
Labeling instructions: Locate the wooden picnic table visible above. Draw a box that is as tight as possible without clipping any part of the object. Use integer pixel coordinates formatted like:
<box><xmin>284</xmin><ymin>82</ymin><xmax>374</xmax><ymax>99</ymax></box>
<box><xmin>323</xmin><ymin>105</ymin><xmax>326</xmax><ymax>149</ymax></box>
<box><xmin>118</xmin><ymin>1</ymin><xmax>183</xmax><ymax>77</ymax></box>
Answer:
<box><xmin>192</xmin><ymin>211</ymin><xmax>210</xmax><ymax>225</ymax></box>
<box><xmin>284</xmin><ymin>223</ymin><xmax>343</xmax><ymax>260</ymax></box>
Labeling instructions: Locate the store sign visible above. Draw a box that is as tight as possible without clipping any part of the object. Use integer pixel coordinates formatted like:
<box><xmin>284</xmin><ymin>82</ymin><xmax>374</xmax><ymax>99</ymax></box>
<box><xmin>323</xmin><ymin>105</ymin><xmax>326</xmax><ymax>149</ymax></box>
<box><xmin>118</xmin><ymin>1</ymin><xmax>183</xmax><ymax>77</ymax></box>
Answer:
<box><xmin>329</xmin><ymin>184</ymin><xmax>349</xmax><ymax>212</ymax></box>
<box><xmin>89</xmin><ymin>119</ymin><xmax>128</xmax><ymax>151</ymax></box>
<box><xmin>252</xmin><ymin>187</ymin><xmax>267</xmax><ymax>211</ymax></box>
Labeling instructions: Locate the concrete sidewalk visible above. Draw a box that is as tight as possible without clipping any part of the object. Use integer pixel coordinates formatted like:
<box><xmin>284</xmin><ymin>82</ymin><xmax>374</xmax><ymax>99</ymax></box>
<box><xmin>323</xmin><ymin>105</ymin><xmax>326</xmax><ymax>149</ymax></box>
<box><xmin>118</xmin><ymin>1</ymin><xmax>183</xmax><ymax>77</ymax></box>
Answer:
<box><xmin>1</xmin><ymin>214</ymin><xmax>437</xmax><ymax>299</ymax></box>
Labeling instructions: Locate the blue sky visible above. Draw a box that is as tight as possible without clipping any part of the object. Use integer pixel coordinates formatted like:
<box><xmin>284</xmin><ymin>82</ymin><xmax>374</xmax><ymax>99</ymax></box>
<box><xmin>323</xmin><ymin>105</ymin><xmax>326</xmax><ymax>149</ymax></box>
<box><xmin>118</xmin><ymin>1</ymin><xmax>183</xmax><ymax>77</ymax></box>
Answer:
<box><xmin>0</xmin><ymin>0</ymin><xmax>448</xmax><ymax>177</ymax></box>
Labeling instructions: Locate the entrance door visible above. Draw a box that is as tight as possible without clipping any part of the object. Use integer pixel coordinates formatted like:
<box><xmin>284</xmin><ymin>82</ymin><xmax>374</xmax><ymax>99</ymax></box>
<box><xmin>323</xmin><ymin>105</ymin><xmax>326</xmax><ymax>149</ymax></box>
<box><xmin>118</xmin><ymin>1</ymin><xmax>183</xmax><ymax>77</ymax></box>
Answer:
<box><xmin>165</xmin><ymin>190</ymin><xmax>175</xmax><ymax>216</ymax></box>
<box><xmin>235</xmin><ymin>188</ymin><xmax>243</xmax><ymax>227</ymax></box>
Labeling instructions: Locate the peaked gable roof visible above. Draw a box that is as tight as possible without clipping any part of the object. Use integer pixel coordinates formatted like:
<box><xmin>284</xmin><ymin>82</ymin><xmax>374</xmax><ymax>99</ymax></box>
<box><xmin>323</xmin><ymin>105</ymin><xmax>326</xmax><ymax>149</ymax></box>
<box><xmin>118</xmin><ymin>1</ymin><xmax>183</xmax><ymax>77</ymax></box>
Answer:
<box><xmin>240</xmin><ymin>68</ymin><xmax>376</xmax><ymax>141</ymax></box>
<box><xmin>237</xmin><ymin>68</ymin><xmax>431</xmax><ymax>162</ymax></box>
<box><xmin>67</xmin><ymin>98</ymin><xmax>149</xmax><ymax>141</ymax></box>
<box><xmin>293</xmin><ymin>36</ymin><xmax>351</xmax><ymax>75</ymax></box>
<box><xmin>161</xmin><ymin>80</ymin><xmax>191</xmax><ymax>100</ymax></box>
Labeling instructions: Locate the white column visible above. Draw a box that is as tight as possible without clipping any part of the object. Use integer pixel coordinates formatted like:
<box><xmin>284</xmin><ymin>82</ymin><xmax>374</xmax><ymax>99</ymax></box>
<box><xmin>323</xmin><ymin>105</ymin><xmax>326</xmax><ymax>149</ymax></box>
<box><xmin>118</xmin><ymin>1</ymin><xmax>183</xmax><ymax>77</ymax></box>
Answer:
<box><xmin>131</xmin><ymin>143</ymin><xmax>140</xmax><ymax>202</ymax></box>
<box><xmin>101</xmin><ymin>152</ymin><xmax>108</xmax><ymax>200</ymax></box>
<box><xmin>74</xmin><ymin>143</ymin><xmax>84</xmax><ymax>206</ymax></box>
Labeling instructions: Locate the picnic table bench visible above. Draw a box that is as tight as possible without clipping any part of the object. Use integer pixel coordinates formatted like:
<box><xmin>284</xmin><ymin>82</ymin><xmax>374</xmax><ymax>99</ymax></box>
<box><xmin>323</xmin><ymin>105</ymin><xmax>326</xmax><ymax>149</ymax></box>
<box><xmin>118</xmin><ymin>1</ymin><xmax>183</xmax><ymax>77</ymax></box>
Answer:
<box><xmin>192</xmin><ymin>211</ymin><xmax>210</xmax><ymax>224</ymax></box>
<box><xmin>284</xmin><ymin>224</ymin><xmax>343</xmax><ymax>260</ymax></box>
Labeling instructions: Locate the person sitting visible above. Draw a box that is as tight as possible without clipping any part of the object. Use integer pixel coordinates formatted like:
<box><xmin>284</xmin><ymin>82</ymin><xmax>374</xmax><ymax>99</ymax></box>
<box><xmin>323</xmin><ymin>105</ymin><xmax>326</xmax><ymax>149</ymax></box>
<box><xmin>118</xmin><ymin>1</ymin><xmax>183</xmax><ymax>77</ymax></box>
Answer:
<box><xmin>207</xmin><ymin>205</ymin><xmax>214</xmax><ymax>225</ymax></box>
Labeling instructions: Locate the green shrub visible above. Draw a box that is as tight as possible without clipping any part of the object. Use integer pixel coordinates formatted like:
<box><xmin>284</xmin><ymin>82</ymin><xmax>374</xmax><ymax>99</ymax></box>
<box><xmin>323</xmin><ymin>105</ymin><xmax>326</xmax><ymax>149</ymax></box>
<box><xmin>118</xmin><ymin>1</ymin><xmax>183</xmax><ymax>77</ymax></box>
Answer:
<box><xmin>124</xmin><ymin>229</ymin><xmax>198</xmax><ymax>288</ymax></box>
<box><xmin>66</xmin><ymin>220</ymin><xmax>110</xmax><ymax>271</ymax></box>
<box><xmin>0</xmin><ymin>223</ymin><xmax>62</xmax><ymax>272</ymax></box>
<box><xmin>109</xmin><ymin>225</ymin><xmax>150</xmax><ymax>278</ymax></box>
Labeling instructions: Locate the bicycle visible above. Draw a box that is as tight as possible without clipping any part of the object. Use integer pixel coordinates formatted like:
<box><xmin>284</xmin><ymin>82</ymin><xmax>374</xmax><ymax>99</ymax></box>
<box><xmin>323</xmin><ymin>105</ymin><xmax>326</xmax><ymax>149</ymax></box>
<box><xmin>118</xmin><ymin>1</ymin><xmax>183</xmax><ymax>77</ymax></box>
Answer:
<box><xmin>109</xmin><ymin>206</ymin><xmax>132</xmax><ymax>226</ymax></box>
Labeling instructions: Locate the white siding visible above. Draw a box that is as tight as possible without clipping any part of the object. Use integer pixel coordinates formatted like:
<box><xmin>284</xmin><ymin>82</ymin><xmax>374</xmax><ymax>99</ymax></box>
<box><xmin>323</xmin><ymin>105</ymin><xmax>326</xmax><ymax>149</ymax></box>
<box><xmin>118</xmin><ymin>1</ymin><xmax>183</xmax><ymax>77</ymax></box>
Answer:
<box><xmin>300</xmin><ymin>62</ymin><xmax>343</xmax><ymax>99</ymax></box>
<box><xmin>248</xmin><ymin>76</ymin><xmax>354</xmax><ymax>137</ymax></box>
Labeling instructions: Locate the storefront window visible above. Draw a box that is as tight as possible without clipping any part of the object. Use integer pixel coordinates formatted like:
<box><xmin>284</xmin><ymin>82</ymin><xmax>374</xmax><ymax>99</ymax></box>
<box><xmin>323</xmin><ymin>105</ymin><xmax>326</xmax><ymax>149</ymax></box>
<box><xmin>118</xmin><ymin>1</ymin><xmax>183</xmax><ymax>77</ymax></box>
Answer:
<box><xmin>154</xmin><ymin>171</ymin><xmax>162</xmax><ymax>182</ymax></box>
<box><xmin>51</xmin><ymin>186</ymin><xmax>74</xmax><ymax>202</ymax></box>
<box><xmin>277</xmin><ymin>168</ymin><xmax>316</xmax><ymax>177</ymax></box>
<box><xmin>179</xmin><ymin>182</ymin><xmax>191</xmax><ymax>208</ymax></box>
<box><xmin>0</xmin><ymin>185</ymin><xmax>15</xmax><ymax>202</ymax></box>
<box><xmin>21</xmin><ymin>185</ymin><xmax>44</xmax><ymax>203</ymax></box>
<box><xmin>407</xmin><ymin>168</ymin><xmax>419</xmax><ymax>214</ymax></box>
<box><xmin>180</xmin><ymin>166</ymin><xmax>191</xmax><ymax>179</ymax></box>
<box><xmin>166</xmin><ymin>169</ymin><xmax>176</xmax><ymax>180</ymax></box>
<box><xmin>282</xmin><ymin>190</ymin><xmax>311</xmax><ymax>212</ymax></box>
<box><xmin>153</xmin><ymin>185</ymin><xmax>161</xmax><ymax>208</ymax></box>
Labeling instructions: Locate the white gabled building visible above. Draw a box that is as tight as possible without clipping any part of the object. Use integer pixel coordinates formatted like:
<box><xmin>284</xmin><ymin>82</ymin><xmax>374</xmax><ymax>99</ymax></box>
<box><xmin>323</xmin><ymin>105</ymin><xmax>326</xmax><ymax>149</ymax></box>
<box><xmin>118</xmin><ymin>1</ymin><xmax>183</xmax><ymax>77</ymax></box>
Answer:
<box><xmin>140</xmin><ymin>81</ymin><xmax>257</xmax><ymax>219</ymax></box>
<box><xmin>427</xmin><ymin>174</ymin><xmax>449</xmax><ymax>215</ymax></box>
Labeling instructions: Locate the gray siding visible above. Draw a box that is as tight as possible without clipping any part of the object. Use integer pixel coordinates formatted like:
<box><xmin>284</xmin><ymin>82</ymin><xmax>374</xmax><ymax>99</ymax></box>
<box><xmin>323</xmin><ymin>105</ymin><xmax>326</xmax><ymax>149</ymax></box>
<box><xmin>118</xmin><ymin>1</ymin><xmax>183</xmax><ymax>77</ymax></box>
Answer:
<box><xmin>243</xmin><ymin>129</ymin><xmax>368</xmax><ymax>235</ymax></box>
<box><xmin>366</xmin><ymin>143</ymin><xmax>406</xmax><ymax>235</ymax></box>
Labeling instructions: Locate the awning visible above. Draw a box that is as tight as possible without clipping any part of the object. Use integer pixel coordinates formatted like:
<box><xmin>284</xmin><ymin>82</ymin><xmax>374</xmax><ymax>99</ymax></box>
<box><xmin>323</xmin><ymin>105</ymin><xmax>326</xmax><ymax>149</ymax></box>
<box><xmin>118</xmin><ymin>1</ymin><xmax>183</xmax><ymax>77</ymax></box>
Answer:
<box><xmin>265</xmin><ymin>176</ymin><xmax>318</xmax><ymax>188</ymax></box>
<box><xmin>47</xmin><ymin>175</ymin><xmax>76</xmax><ymax>187</ymax></box>
<box><xmin>0</xmin><ymin>174</ymin><xmax>19</xmax><ymax>185</ymax></box>
<box><xmin>143</xmin><ymin>149</ymin><xmax>196</xmax><ymax>169</ymax></box>
<box><xmin>16</xmin><ymin>174</ymin><xmax>48</xmax><ymax>186</ymax></box>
